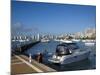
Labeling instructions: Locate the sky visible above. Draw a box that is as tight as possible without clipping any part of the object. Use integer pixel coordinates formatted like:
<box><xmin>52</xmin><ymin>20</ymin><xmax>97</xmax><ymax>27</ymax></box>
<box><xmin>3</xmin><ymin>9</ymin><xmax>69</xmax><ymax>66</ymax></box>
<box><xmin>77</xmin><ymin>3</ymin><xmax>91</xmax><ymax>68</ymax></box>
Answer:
<box><xmin>11</xmin><ymin>1</ymin><xmax>96</xmax><ymax>35</ymax></box>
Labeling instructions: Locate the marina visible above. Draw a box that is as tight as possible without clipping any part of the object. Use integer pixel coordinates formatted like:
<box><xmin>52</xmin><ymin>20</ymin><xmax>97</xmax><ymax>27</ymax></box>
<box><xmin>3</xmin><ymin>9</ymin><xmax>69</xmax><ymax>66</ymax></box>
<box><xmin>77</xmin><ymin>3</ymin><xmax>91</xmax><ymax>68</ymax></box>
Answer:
<box><xmin>11</xmin><ymin>39</ymin><xmax>96</xmax><ymax>74</ymax></box>
<box><xmin>25</xmin><ymin>40</ymin><xmax>96</xmax><ymax>68</ymax></box>
<box><xmin>11</xmin><ymin>1</ymin><xmax>96</xmax><ymax>74</ymax></box>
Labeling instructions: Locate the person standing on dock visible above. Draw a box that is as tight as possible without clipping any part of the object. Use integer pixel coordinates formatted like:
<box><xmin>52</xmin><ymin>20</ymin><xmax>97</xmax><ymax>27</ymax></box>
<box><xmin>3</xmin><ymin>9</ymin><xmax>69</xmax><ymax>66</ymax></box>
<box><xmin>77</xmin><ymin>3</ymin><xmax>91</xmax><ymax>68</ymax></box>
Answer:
<box><xmin>37</xmin><ymin>53</ymin><xmax>43</xmax><ymax>63</ymax></box>
<box><xmin>29</xmin><ymin>53</ymin><xmax>32</xmax><ymax>63</ymax></box>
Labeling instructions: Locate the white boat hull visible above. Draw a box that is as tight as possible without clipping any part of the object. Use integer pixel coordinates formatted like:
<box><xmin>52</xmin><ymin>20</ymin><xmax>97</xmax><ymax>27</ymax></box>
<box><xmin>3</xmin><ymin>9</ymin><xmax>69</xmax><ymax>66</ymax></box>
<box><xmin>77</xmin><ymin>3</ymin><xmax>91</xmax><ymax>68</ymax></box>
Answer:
<box><xmin>41</xmin><ymin>39</ymin><xmax>50</xmax><ymax>42</ymax></box>
<box><xmin>85</xmin><ymin>42</ymin><xmax>95</xmax><ymax>46</ymax></box>
<box><xmin>49</xmin><ymin>50</ymin><xmax>90</xmax><ymax>65</ymax></box>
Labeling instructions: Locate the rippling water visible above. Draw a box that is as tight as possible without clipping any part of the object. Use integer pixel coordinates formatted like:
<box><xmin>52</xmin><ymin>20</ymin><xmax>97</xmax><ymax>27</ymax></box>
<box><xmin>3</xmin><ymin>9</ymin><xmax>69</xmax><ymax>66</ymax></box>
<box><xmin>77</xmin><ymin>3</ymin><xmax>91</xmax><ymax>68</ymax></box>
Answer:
<box><xmin>23</xmin><ymin>41</ymin><xmax>96</xmax><ymax>71</ymax></box>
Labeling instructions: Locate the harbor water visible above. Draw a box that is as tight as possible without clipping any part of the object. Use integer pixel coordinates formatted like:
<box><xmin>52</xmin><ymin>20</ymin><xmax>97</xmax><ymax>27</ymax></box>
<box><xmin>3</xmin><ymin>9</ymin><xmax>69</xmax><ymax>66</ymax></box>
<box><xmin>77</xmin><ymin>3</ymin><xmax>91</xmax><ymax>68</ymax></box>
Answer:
<box><xmin>23</xmin><ymin>40</ymin><xmax>96</xmax><ymax>71</ymax></box>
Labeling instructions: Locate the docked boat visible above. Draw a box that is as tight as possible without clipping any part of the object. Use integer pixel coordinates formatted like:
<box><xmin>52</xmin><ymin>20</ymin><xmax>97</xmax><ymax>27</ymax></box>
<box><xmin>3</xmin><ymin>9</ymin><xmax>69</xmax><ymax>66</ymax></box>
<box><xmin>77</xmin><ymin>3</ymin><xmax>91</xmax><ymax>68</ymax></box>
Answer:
<box><xmin>48</xmin><ymin>42</ymin><xmax>91</xmax><ymax>65</ymax></box>
<box><xmin>82</xmin><ymin>40</ymin><xmax>96</xmax><ymax>46</ymax></box>
<box><xmin>41</xmin><ymin>39</ymin><xmax>50</xmax><ymax>43</ymax></box>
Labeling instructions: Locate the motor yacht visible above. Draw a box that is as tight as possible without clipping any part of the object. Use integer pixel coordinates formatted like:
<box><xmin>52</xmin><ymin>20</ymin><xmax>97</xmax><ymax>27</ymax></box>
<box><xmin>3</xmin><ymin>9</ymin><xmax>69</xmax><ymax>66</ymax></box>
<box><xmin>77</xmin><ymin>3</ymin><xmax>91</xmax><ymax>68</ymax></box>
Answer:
<box><xmin>48</xmin><ymin>42</ymin><xmax>91</xmax><ymax>65</ymax></box>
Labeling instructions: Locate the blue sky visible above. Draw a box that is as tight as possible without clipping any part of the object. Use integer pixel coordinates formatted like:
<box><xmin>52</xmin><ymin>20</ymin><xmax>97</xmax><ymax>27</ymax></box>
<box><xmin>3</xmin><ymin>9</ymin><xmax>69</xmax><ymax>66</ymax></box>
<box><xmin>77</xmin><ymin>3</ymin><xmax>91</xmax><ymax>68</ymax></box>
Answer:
<box><xmin>11</xmin><ymin>1</ymin><xmax>96</xmax><ymax>35</ymax></box>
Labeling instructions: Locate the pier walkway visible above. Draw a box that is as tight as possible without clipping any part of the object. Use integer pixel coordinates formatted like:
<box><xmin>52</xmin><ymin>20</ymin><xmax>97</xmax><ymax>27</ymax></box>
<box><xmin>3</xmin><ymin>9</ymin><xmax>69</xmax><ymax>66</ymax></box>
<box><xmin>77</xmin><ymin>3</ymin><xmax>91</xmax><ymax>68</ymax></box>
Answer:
<box><xmin>11</xmin><ymin>54</ymin><xmax>56</xmax><ymax>75</ymax></box>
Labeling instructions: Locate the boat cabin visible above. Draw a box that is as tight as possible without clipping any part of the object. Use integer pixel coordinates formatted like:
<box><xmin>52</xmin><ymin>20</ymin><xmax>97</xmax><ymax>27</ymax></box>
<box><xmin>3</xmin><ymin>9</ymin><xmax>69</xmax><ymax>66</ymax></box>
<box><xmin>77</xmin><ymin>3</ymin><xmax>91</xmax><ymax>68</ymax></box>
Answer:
<box><xmin>56</xmin><ymin>43</ymin><xmax>79</xmax><ymax>56</ymax></box>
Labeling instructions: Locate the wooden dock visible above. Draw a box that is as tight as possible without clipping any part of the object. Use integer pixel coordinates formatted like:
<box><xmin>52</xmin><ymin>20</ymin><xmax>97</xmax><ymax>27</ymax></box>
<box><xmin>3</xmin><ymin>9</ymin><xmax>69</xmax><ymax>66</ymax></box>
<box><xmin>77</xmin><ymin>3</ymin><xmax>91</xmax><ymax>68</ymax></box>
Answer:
<box><xmin>11</xmin><ymin>54</ymin><xmax>56</xmax><ymax>75</ymax></box>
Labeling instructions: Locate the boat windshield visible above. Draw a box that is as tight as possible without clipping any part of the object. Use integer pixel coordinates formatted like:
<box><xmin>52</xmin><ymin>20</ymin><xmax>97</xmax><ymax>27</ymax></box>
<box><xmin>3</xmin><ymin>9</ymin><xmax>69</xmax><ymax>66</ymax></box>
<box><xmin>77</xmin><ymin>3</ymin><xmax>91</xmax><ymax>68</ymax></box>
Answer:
<box><xmin>56</xmin><ymin>43</ymin><xmax>79</xmax><ymax>56</ymax></box>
